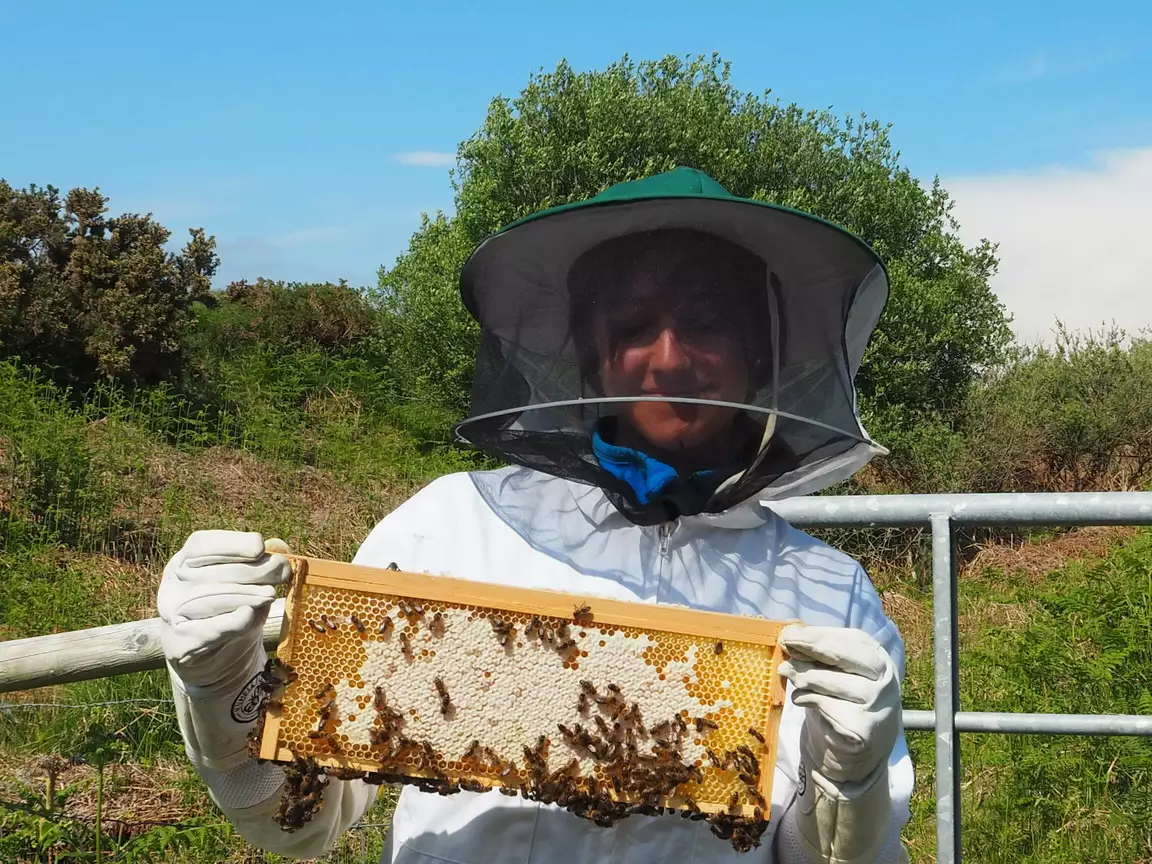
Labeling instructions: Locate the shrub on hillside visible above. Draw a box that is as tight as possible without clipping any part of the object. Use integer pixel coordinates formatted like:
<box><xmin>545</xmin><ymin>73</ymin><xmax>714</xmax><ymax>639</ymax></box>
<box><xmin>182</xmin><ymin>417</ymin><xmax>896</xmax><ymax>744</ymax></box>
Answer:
<box><xmin>962</xmin><ymin>327</ymin><xmax>1152</xmax><ymax>492</ymax></box>
<box><xmin>204</xmin><ymin>278</ymin><xmax>384</xmax><ymax>354</ymax></box>
<box><xmin>0</xmin><ymin>181</ymin><xmax>217</xmax><ymax>388</ymax></box>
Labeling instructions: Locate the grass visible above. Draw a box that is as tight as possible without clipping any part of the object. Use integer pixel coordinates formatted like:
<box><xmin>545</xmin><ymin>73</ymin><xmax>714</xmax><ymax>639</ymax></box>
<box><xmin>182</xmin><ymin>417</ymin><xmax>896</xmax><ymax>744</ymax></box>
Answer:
<box><xmin>2</xmin><ymin>356</ymin><xmax>1151</xmax><ymax>862</ymax></box>
<box><xmin>880</xmin><ymin>528</ymin><xmax>1152</xmax><ymax>863</ymax></box>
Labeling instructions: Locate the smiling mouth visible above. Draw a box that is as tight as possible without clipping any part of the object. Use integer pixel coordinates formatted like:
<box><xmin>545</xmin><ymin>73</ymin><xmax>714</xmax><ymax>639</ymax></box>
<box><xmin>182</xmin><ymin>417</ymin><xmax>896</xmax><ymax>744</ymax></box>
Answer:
<box><xmin>640</xmin><ymin>390</ymin><xmax>715</xmax><ymax>400</ymax></box>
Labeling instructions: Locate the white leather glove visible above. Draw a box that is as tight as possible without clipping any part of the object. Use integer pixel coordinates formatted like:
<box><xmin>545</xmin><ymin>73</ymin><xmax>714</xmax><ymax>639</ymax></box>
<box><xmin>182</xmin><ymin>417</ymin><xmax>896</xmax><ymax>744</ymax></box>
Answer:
<box><xmin>776</xmin><ymin>625</ymin><xmax>903</xmax><ymax>864</ymax></box>
<box><xmin>158</xmin><ymin>531</ymin><xmax>292</xmax><ymax>809</ymax></box>
<box><xmin>159</xmin><ymin>530</ymin><xmax>291</xmax><ymax>693</ymax></box>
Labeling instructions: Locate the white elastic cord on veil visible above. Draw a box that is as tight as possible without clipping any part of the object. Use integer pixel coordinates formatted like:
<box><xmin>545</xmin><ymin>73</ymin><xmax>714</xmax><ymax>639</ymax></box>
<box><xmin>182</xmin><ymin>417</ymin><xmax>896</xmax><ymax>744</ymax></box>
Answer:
<box><xmin>709</xmin><ymin>274</ymin><xmax>782</xmax><ymax>500</ymax></box>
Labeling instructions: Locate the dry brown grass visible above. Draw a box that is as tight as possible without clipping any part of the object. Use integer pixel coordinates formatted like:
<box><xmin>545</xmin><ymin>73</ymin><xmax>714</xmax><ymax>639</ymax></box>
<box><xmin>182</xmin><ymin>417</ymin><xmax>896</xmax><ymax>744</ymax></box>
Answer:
<box><xmin>7</xmin><ymin>757</ymin><xmax>205</xmax><ymax>830</ymax></box>
<box><xmin>965</xmin><ymin>525</ymin><xmax>1136</xmax><ymax>583</ymax></box>
<box><xmin>881</xmin><ymin>588</ymin><xmax>933</xmax><ymax>662</ymax></box>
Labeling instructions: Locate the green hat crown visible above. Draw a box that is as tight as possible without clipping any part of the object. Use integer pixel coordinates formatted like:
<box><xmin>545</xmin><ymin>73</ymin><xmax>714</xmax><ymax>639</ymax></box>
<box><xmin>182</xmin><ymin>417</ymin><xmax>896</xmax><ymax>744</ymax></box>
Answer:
<box><xmin>590</xmin><ymin>166</ymin><xmax>734</xmax><ymax>203</ymax></box>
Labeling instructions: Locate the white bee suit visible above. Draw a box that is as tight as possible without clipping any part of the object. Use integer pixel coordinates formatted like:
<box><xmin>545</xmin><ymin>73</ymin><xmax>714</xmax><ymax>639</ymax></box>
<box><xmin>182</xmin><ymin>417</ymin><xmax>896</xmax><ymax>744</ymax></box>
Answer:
<box><xmin>190</xmin><ymin>467</ymin><xmax>911</xmax><ymax>863</ymax></box>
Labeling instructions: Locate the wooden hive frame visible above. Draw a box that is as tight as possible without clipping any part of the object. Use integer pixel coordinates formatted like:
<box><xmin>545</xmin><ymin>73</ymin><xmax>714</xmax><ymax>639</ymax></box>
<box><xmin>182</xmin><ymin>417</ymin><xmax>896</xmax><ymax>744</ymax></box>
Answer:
<box><xmin>256</xmin><ymin>556</ymin><xmax>790</xmax><ymax>848</ymax></box>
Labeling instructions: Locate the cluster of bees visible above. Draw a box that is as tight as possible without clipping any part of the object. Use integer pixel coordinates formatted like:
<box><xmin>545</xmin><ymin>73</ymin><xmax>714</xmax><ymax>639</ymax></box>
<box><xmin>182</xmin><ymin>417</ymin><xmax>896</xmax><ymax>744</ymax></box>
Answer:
<box><xmin>255</xmin><ymin>599</ymin><xmax>773</xmax><ymax>852</ymax></box>
<box><xmin>276</xmin><ymin>751</ymin><xmax>327</xmax><ymax>831</ymax></box>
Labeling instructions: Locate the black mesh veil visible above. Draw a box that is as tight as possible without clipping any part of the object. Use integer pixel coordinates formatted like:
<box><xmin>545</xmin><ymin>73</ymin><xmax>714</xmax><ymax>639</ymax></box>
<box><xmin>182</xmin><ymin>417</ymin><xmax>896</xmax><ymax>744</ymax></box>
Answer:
<box><xmin>456</xmin><ymin>190</ymin><xmax>888</xmax><ymax>525</ymax></box>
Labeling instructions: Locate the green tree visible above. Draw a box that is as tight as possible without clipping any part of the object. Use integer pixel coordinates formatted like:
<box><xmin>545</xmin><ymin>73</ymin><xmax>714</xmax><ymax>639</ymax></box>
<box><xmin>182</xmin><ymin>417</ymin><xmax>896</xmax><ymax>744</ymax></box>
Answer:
<box><xmin>0</xmin><ymin>180</ymin><xmax>218</xmax><ymax>387</ymax></box>
<box><xmin>379</xmin><ymin>53</ymin><xmax>1012</xmax><ymax>443</ymax></box>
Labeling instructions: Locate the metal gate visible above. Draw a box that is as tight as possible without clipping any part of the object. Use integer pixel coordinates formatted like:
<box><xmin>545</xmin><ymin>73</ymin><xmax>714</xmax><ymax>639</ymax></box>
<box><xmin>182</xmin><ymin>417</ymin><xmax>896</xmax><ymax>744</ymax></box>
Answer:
<box><xmin>770</xmin><ymin>492</ymin><xmax>1152</xmax><ymax>864</ymax></box>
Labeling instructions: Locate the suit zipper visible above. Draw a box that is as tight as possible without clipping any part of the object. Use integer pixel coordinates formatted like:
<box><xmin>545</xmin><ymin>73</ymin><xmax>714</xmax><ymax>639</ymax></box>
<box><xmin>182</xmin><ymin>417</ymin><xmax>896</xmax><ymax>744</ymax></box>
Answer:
<box><xmin>654</xmin><ymin>521</ymin><xmax>677</xmax><ymax>603</ymax></box>
<box><xmin>658</xmin><ymin>521</ymin><xmax>674</xmax><ymax>557</ymax></box>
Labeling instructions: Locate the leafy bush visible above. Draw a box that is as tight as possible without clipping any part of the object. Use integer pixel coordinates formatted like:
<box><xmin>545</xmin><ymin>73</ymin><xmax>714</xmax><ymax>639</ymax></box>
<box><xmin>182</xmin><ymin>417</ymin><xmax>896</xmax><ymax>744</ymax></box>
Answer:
<box><xmin>198</xmin><ymin>278</ymin><xmax>384</xmax><ymax>355</ymax></box>
<box><xmin>0</xmin><ymin>181</ymin><xmax>217</xmax><ymax>388</ymax></box>
<box><xmin>962</xmin><ymin>327</ymin><xmax>1152</xmax><ymax>492</ymax></box>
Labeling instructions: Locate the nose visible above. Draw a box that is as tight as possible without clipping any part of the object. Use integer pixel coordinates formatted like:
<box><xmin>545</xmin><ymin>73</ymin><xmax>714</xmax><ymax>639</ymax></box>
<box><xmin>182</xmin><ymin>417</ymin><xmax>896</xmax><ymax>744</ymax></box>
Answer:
<box><xmin>650</xmin><ymin>327</ymin><xmax>692</xmax><ymax>371</ymax></box>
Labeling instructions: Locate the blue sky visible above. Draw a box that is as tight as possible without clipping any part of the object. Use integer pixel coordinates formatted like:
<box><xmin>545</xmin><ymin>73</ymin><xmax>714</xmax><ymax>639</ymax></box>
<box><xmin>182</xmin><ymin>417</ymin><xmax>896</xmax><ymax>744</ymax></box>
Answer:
<box><xmin>2</xmin><ymin>0</ymin><xmax>1150</xmax><ymax>339</ymax></box>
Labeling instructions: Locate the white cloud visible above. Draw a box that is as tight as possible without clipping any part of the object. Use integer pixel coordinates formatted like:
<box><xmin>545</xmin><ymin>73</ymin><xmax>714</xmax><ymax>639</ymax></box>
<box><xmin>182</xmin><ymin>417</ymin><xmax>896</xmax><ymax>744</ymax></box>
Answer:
<box><xmin>945</xmin><ymin>147</ymin><xmax>1152</xmax><ymax>344</ymax></box>
<box><xmin>393</xmin><ymin>150</ymin><xmax>456</xmax><ymax>168</ymax></box>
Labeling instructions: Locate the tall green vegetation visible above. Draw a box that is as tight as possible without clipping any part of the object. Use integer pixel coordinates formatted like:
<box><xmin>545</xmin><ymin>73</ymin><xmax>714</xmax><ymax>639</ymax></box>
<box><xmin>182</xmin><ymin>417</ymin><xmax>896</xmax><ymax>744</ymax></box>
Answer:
<box><xmin>0</xmin><ymin>182</ymin><xmax>218</xmax><ymax>388</ymax></box>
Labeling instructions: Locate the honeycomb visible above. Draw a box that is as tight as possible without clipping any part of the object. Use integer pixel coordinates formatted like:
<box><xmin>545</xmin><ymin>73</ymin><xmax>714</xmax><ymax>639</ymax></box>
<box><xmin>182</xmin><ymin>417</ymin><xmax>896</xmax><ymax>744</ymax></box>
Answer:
<box><xmin>259</xmin><ymin>557</ymin><xmax>788</xmax><ymax>825</ymax></box>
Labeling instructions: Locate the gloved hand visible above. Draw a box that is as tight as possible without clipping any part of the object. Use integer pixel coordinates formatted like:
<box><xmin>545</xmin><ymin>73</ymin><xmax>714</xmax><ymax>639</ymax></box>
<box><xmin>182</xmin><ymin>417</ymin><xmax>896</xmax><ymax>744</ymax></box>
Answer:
<box><xmin>158</xmin><ymin>530</ymin><xmax>291</xmax><ymax>693</ymax></box>
<box><xmin>158</xmin><ymin>530</ymin><xmax>292</xmax><ymax>804</ymax></box>
<box><xmin>779</xmin><ymin>624</ymin><xmax>901</xmax><ymax>785</ymax></box>
<box><xmin>776</xmin><ymin>624</ymin><xmax>903</xmax><ymax>864</ymax></box>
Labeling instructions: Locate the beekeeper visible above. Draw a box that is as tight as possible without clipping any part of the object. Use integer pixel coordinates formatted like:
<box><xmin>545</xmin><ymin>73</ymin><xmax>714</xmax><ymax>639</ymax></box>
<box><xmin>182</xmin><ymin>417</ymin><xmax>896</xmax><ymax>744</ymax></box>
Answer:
<box><xmin>158</xmin><ymin>167</ymin><xmax>913</xmax><ymax>863</ymax></box>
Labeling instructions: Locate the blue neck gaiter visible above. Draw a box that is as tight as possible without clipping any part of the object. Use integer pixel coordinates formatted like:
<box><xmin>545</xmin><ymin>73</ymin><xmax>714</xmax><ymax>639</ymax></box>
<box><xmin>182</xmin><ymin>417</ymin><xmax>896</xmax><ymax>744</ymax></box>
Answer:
<box><xmin>590</xmin><ymin>421</ymin><xmax>718</xmax><ymax>506</ymax></box>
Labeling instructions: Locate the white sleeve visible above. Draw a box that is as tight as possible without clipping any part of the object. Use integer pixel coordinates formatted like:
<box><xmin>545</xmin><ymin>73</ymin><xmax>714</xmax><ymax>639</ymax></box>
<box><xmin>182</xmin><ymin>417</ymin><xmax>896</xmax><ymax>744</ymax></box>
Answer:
<box><xmin>210</xmin><ymin>776</ymin><xmax>380</xmax><ymax>861</ymax></box>
<box><xmin>773</xmin><ymin>737</ymin><xmax>913</xmax><ymax>864</ymax></box>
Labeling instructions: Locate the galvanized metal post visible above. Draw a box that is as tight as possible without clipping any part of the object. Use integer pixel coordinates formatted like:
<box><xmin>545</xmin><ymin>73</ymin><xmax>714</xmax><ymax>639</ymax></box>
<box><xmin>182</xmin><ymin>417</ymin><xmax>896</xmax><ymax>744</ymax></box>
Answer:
<box><xmin>931</xmin><ymin>513</ymin><xmax>962</xmax><ymax>864</ymax></box>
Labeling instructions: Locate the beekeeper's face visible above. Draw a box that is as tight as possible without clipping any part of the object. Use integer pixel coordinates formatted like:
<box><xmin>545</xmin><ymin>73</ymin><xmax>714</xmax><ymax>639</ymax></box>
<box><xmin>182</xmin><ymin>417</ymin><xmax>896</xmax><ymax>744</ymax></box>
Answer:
<box><xmin>594</xmin><ymin>275</ymin><xmax>751</xmax><ymax>454</ymax></box>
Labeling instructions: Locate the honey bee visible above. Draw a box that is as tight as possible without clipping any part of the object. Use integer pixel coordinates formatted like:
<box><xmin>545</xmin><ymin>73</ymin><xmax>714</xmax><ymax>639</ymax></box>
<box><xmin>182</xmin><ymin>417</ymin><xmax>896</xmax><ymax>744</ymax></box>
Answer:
<box><xmin>728</xmin><ymin>791</ymin><xmax>740</xmax><ymax>812</ymax></box>
<box><xmin>373</xmin><ymin>686</ymin><xmax>387</xmax><ymax>712</ymax></box>
<box><xmin>577</xmin><ymin>692</ymin><xmax>590</xmax><ymax>715</ymax></box>
<box><xmin>490</xmin><ymin>616</ymin><xmax>514</xmax><ymax>646</ymax></box>
<box><xmin>386</xmin><ymin>562</ymin><xmax>400</xmax><ymax>570</ymax></box>
<box><xmin>580</xmin><ymin>680</ymin><xmax>597</xmax><ymax>696</ymax></box>
<box><xmin>314</xmin><ymin>684</ymin><xmax>333</xmax><ymax>700</ymax></box>
<box><xmin>349</xmin><ymin>614</ymin><xmax>365</xmax><ymax>634</ymax></box>
<box><xmin>307</xmin><ymin>619</ymin><xmax>326</xmax><ymax>634</ymax></box>
<box><xmin>747</xmin><ymin>727</ymin><xmax>766</xmax><ymax>744</ymax></box>
<box><xmin>379</xmin><ymin>616</ymin><xmax>394</xmax><ymax>636</ymax></box>
<box><xmin>399</xmin><ymin>631</ymin><xmax>414</xmax><ymax>661</ymax></box>
<box><xmin>749</xmin><ymin>789</ymin><xmax>767</xmax><ymax>810</ymax></box>
<box><xmin>430</xmin><ymin>612</ymin><xmax>446</xmax><ymax>635</ymax></box>
<box><xmin>320</xmin><ymin>614</ymin><xmax>339</xmax><ymax>631</ymax></box>
<box><xmin>714</xmin><ymin>641</ymin><xmax>724</xmax><ymax>655</ymax></box>
<box><xmin>649</xmin><ymin>721</ymin><xmax>672</xmax><ymax>740</ymax></box>
<box><xmin>316</xmin><ymin>702</ymin><xmax>335</xmax><ymax>728</ymax></box>
<box><xmin>434</xmin><ymin>676</ymin><xmax>452</xmax><ymax>716</ymax></box>
<box><xmin>695</xmin><ymin>717</ymin><xmax>719</xmax><ymax>734</ymax></box>
<box><xmin>573</xmin><ymin>603</ymin><xmax>593</xmax><ymax>622</ymax></box>
<box><xmin>525</xmin><ymin>616</ymin><xmax>542</xmax><ymax>638</ymax></box>
<box><xmin>606</xmin><ymin>683</ymin><xmax>622</xmax><ymax>695</ymax></box>
<box><xmin>463</xmin><ymin>740</ymin><xmax>482</xmax><ymax>761</ymax></box>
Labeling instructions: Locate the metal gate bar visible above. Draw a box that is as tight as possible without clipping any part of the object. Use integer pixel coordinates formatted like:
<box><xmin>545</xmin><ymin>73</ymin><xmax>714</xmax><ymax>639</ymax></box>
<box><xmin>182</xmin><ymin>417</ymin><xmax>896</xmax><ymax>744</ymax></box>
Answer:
<box><xmin>769</xmin><ymin>491</ymin><xmax>1152</xmax><ymax>864</ymax></box>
